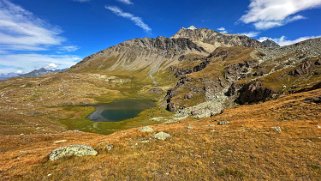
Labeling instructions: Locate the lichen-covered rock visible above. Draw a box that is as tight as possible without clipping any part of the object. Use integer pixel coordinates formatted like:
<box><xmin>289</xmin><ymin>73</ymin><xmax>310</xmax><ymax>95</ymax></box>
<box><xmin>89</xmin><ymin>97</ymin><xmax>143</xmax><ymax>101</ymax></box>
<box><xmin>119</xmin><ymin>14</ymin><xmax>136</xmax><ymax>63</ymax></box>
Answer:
<box><xmin>138</xmin><ymin>126</ymin><xmax>154</xmax><ymax>133</ymax></box>
<box><xmin>154</xmin><ymin>132</ymin><xmax>171</xmax><ymax>140</ymax></box>
<box><xmin>49</xmin><ymin>145</ymin><xmax>97</xmax><ymax>161</ymax></box>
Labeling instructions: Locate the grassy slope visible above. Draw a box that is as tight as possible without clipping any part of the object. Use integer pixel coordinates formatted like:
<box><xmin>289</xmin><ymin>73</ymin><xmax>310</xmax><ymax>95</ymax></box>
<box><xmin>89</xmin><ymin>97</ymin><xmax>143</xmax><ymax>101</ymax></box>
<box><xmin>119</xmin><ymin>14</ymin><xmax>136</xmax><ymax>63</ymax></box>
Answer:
<box><xmin>0</xmin><ymin>88</ymin><xmax>320</xmax><ymax>180</ymax></box>
<box><xmin>0</xmin><ymin>69</ymin><xmax>177</xmax><ymax>135</ymax></box>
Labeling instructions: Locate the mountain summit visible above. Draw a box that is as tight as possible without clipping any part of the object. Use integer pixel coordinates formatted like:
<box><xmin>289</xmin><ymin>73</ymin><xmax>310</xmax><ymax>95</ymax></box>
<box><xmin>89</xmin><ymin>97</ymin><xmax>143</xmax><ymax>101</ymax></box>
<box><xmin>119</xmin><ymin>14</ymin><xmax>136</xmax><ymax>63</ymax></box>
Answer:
<box><xmin>71</xmin><ymin>27</ymin><xmax>263</xmax><ymax>73</ymax></box>
<box><xmin>172</xmin><ymin>27</ymin><xmax>262</xmax><ymax>52</ymax></box>
<box><xmin>261</xmin><ymin>39</ymin><xmax>280</xmax><ymax>48</ymax></box>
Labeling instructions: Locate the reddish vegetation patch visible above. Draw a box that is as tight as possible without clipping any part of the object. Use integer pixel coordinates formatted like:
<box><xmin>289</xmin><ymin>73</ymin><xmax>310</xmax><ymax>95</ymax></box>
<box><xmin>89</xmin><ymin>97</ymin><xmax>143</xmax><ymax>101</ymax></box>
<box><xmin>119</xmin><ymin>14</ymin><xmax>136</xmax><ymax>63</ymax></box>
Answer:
<box><xmin>1</xmin><ymin>89</ymin><xmax>320</xmax><ymax>180</ymax></box>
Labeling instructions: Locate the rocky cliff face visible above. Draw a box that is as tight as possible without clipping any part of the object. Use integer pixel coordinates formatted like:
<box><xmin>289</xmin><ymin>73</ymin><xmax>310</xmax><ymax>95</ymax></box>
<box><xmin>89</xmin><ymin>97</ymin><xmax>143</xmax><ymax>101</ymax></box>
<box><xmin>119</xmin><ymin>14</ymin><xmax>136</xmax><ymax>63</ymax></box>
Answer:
<box><xmin>172</xmin><ymin>28</ymin><xmax>263</xmax><ymax>52</ymax></box>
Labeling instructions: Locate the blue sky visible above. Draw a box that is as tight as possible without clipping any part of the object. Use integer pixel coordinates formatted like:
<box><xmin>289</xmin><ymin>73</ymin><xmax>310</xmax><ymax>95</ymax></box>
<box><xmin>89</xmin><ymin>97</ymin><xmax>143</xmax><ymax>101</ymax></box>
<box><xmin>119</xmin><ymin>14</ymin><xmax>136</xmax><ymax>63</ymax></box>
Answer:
<box><xmin>0</xmin><ymin>0</ymin><xmax>321</xmax><ymax>73</ymax></box>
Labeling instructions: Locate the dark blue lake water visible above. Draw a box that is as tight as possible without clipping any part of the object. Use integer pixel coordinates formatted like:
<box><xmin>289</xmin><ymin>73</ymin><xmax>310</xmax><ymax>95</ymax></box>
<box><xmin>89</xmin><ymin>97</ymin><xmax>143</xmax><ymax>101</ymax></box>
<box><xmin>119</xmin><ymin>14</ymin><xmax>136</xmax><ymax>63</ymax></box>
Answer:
<box><xmin>88</xmin><ymin>99</ymin><xmax>155</xmax><ymax>122</ymax></box>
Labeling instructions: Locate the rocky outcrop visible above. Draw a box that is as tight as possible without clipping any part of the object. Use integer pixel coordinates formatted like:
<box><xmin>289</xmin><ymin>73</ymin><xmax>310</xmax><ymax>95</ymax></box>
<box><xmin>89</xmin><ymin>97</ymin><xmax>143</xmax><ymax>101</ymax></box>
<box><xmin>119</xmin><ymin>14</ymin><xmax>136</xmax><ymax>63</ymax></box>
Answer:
<box><xmin>289</xmin><ymin>57</ymin><xmax>321</xmax><ymax>76</ymax></box>
<box><xmin>224</xmin><ymin>60</ymin><xmax>258</xmax><ymax>80</ymax></box>
<box><xmin>236</xmin><ymin>81</ymin><xmax>274</xmax><ymax>104</ymax></box>
<box><xmin>304</xmin><ymin>96</ymin><xmax>321</xmax><ymax>104</ymax></box>
<box><xmin>49</xmin><ymin>145</ymin><xmax>98</xmax><ymax>161</ymax></box>
<box><xmin>172</xmin><ymin>28</ymin><xmax>263</xmax><ymax>49</ymax></box>
<box><xmin>166</xmin><ymin>47</ymin><xmax>260</xmax><ymax>117</ymax></box>
<box><xmin>261</xmin><ymin>39</ymin><xmax>280</xmax><ymax>48</ymax></box>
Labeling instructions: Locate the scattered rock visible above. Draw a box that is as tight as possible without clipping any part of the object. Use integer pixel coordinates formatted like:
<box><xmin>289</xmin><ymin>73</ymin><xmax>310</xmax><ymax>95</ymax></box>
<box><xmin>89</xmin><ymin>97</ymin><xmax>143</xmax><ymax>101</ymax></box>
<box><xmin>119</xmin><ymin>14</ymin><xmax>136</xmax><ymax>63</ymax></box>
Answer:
<box><xmin>272</xmin><ymin>126</ymin><xmax>282</xmax><ymax>134</ymax></box>
<box><xmin>304</xmin><ymin>96</ymin><xmax>321</xmax><ymax>104</ymax></box>
<box><xmin>154</xmin><ymin>132</ymin><xmax>171</xmax><ymax>140</ymax></box>
<box><xmin>184</xmin><ymin>93</ymin><xmax>193</xmax><ymax>99</ymax></box>
<box><xmin>138</xmin><ymin>126</ymin><xmax>154</xmax><ymax>133</ymax></box>
<box><xmin>53</xmin><ymin>140</ymin><xmax>67</xmax><ymax>144</ymax></box>
<box><xmin>317</xmin><ymin>125</ymin><xmax>321</xmax><ymax>129</ymax></box>
<box><xmin>187</xmin><ymin>124</ymin><xmax>193</xmax><ymax>129</ymax></box>
<box><xmin>49</xmin><ymin>144</ymin><xmax>98</xmax><ymax>161</ymax></box>
<box><xmin>217</xmin><ymin>121</ymin><xmax>230</xmax><ymax>125</ymax></box>
<box><xmin>150</xmin><ymin>117</ymin><xmax>165</xmax><ymax>122</ymax></box>
<box><xmin>148</xmin><ymin>88</ymin><xmax>163</xmax><ymax>95</ymax></box>
<box><xmin>105</xmin><ymin>144</ymin><xmax>113</xmax><ymax>151</ymax></box>
<box><xmin>138</xmin><ymin>138</ymin><xmax>151</xmax><ymax>144</ymax></box>
<box><xmin>95</xmin><ymin>142</ymin><xmax>113</xmax><ymax>152</ymax></box>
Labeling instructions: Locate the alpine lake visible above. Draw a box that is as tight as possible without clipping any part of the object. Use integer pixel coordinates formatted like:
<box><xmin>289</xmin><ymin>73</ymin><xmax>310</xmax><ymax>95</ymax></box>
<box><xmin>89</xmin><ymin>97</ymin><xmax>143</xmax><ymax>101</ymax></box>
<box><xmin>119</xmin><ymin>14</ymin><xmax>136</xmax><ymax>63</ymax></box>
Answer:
<box><xmin>58</xmin><ymin>99</ymin><xmax>171</xmax><ymax>134</ymax></box>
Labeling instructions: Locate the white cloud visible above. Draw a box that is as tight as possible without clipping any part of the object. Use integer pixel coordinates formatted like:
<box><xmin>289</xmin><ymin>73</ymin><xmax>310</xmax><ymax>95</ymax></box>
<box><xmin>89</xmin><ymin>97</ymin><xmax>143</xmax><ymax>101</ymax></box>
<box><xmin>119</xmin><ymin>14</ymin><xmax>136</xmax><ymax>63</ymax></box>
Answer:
<box><xmin>0</xmin><ymin>54</ymin><xmax>81</xmax><ymax>73</ymax></box>
<box><xmin>105</xmin><ymin>6</ymin><xmax>151</xmax><ymax>32</ymax></box>
<box><xmin>238</xmin><ymin>32</ymin><xmax>260</xmax><ymax>38</ymax></box>
<box><xmin>0</xmin><ymin>1</ymin><xmax>81</xmax><ymax>74</ymax></box>
<box><xmin>217</xmin><ymin>27</ymin><xmax>227</xmax><ymax>33</ymax></box>
<box><xmin>0</xmin><ymin>0</ymin><xmax>64</xmax><ymax>51</ymax></box>
<box><xmin>258</xmin><ymin>35</ymin><xmax>321</xmax><ymax>46</ymax></box>
<box><xmin>45</xmin><ymin>63</ymin><xmax>58</xmax><ymax>70</ymax></box>
<box><xmin>241</xmin><ymin>0</ymin><xmax>321</xmax><ymax>30</ymax></box>
<box><xmin>117</xmin><ymin>0</ymin><xmax>133</xmax><ymax>5</ymax></box>
<box><xmin>59</xmin><ymin>45</ymin><xmax>80</xmax><ymax>52</ymax></box>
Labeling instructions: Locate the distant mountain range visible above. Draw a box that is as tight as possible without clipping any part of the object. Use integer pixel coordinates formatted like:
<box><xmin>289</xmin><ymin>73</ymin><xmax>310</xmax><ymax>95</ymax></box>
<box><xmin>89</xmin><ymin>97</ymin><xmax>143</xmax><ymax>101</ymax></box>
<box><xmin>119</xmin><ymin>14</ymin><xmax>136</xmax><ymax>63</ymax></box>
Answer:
<box><xmin>0</xmin><ymin>72</ymin><xmax>21</xmax><ymax>80</ymax></box>
<box><xmin>0</xmin><ymin>68</ymin><xmax>64</xmax><ymax>80</ymax></box>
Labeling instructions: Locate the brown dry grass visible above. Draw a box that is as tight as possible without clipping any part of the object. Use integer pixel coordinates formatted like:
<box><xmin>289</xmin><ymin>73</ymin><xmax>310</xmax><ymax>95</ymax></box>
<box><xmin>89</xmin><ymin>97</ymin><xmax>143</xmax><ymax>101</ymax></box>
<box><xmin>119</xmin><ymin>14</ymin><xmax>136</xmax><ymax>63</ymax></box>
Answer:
<box><xmin>1</xmin><ymin>88</ymin><xmax>320</xmax><ymax>180</ymax></box>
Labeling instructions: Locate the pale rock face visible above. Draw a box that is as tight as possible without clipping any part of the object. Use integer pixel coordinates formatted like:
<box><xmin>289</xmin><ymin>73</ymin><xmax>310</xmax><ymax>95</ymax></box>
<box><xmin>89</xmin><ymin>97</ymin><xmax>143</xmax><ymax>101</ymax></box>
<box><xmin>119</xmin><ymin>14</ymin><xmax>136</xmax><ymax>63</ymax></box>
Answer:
<box><xmin>172</xmin><ymin>28</ymin><xmax>262</xmax><ymax>49</ymax></box>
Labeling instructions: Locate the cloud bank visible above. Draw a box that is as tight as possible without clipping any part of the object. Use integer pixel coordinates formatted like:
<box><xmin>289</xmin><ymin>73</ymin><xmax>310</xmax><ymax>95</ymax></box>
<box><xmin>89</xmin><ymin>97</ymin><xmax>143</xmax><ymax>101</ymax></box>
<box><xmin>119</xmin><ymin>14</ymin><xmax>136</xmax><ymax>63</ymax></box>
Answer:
<box><xmin>0</xmin><ymin>0</ymin><xmax>81</xmax><ymax>73</ymax></box>
<box><xmin>241</xmin><ymin>0</ymin><xmax>321</xmax><ymax>30</ymax></box>
<box><xmin>0</xmin><ymin>0</ymin><xmax>65</xmax><ymax>51</ymax></box>
<box><xmin>258</xmin><ymin>35</ymin><xmax>321</xmax><ymax>46</ymax></box>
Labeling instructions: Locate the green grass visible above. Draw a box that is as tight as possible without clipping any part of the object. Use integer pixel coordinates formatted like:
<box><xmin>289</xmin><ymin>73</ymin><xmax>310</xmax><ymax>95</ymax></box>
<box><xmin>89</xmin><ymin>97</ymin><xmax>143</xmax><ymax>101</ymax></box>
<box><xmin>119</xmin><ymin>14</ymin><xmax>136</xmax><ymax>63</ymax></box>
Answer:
<box><xmin>58</xmin><ymin>105</ymin><xmax>173</xmax><ymax>135</ymax></box>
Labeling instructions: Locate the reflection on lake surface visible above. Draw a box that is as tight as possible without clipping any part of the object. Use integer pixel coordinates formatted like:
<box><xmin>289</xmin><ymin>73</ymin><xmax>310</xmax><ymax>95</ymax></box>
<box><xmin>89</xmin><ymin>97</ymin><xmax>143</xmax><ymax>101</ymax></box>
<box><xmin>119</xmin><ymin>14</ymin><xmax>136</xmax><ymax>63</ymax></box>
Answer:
<box><xmin>88</xmin><ymin>99</ymin><xmax>156</xmax><ymax>122</ymax></box>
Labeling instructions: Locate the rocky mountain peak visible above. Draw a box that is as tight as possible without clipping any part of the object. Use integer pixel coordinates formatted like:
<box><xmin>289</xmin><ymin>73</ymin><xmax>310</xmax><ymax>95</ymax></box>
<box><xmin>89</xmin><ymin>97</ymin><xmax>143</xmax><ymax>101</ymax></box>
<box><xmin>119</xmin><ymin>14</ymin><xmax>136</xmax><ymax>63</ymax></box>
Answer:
<box><xmin>117</xmin><ymin>36</ymin><xmax>205</xmax><ymax>53</ymax></box>
<box><xmin>261</xmin><ymin>39</ymin><xmax>280</xmax><ymax>48</ymax></box>
<box><xmin>172</xmin><ymin>28</ymin><xmax>219</xmax><ymax>41</ymax></box>
<box><xmin>172</xmin><ymin>27</ymin><xmax>262</xmax><ymax>51</ymax></box>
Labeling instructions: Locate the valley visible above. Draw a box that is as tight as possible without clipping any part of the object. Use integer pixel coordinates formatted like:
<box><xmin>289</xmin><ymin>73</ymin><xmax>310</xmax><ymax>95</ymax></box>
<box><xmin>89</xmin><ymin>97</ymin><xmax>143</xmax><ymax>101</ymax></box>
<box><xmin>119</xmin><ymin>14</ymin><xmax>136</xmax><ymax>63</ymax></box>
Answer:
<box><xmin>0</xmin><ymin>27</ymin><xmax>320</xmax><ymax>180</ymax></box>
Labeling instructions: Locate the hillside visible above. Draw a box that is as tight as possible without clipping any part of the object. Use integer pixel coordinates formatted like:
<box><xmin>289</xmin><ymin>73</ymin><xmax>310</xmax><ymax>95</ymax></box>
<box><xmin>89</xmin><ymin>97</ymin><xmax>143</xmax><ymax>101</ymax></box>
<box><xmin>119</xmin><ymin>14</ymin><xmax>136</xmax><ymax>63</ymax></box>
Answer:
<box><xmin>1</xmin><ymin>88</ymin><xmax>320</xmax><ymax>180</ymax></box>
<box><xmin>0</xmin><ymin>27</ymin><xmax>320</xmax><ymax>180</ymax></box>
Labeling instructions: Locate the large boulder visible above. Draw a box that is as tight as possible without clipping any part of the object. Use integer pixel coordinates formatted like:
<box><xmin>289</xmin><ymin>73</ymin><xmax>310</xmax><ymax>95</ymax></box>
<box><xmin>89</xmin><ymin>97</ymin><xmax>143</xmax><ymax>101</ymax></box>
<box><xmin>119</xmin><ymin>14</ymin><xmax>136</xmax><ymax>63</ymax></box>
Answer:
<box><xmin>49</xmin><ymin>144</ymin><xmax>98</xmax><ymax>161</ymax></box>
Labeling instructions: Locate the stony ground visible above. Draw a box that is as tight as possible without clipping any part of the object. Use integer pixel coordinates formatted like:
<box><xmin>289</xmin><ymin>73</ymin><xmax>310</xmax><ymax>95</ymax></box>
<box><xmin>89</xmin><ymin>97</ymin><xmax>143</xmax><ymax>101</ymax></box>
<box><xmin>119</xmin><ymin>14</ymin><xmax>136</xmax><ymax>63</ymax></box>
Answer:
<box><xmin>0</xmin><ymin>88</ymin><xmax>320</xmax><ymax>180</ymax></box>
